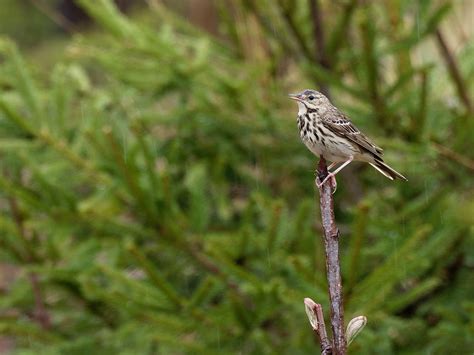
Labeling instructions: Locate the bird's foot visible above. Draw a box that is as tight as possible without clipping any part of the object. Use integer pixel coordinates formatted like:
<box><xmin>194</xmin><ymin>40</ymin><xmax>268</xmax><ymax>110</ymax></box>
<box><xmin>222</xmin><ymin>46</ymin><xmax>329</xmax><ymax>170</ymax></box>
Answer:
<box><xmin>316</xmin><ymin>173</ymin><xmax>337</xmax><ymax>194</ymax></box>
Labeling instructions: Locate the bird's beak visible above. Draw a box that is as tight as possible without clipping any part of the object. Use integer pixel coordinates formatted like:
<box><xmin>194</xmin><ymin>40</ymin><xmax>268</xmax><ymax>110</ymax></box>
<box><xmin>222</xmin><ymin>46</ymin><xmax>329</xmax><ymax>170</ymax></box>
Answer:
<box><xmin>288</xmin><ymin>93</ymin><xmax>303</xmax><ymax>102</ymax></box>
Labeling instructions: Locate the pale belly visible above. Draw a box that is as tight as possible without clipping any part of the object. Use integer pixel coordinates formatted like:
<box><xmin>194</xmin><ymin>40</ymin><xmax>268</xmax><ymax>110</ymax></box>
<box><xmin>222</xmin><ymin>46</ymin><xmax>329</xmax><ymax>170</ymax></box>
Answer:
<box><xmin>301</xmin><ymin>135</ymin><xmax>362</xmax><ymax>162</ymax></box>
<box><xmin>297</xmin><ymin>114</ymin><xmax>366</xmax><ymax>162</ymax></box>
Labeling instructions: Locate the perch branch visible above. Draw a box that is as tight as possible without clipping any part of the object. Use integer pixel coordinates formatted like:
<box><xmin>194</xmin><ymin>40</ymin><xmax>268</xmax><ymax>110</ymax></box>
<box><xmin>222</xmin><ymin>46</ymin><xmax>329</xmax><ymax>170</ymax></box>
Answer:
<box><xmin>317</xmin><ymin>157</ymin><xmax>346</xmax><ymax>354</ymax></box>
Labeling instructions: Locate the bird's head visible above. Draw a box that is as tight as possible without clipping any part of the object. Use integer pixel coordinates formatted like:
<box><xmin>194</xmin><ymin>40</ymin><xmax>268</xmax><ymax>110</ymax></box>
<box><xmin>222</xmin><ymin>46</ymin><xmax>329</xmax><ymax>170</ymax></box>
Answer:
<box><xmin>288</xmin><ymin>89</ymin><xmax>329</xmax><ymax>114</ymax></box>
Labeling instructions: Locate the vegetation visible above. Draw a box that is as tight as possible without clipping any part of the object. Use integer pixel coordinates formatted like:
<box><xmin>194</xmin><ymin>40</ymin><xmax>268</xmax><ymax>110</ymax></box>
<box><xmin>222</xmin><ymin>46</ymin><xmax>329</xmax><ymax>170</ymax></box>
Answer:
<box><xmin>0</xmin><ymin>0</ymin><xmax>472</xmax><ymax>353</ymax></box>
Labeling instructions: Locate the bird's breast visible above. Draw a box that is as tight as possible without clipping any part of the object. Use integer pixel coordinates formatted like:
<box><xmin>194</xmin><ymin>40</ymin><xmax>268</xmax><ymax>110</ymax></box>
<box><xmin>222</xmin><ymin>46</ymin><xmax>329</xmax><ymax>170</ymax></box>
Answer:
<box><xmin>297</xmin><ymin>114</ymin><xmax>359</xmax><ymax>162</ymax></box>
<box><xmin>298</xmin><ymin>114</ymin><xmax>323</xmax><ymax>154</ymax></box>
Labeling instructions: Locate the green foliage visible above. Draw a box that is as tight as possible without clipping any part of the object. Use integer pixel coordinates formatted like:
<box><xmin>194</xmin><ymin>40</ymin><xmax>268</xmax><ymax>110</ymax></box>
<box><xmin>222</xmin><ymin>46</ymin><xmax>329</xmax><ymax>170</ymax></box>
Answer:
<box><xmin>0</xmin><ymin>1</ymin><xmax>61</xmax><ymax>48</ymax></box>
<box><xmin>0</xmin><ymin>0</ymin><xmax>472</xmax><ymax>353</ymax></box>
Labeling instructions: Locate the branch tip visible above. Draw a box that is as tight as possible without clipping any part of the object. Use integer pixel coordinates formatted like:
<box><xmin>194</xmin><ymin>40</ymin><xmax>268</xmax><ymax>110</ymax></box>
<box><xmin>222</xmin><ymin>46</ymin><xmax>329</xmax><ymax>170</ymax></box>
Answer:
<box><xmin>304</xmin><ymin>298</ymin><xmax>319</xmax><ymax>330</ymax></box>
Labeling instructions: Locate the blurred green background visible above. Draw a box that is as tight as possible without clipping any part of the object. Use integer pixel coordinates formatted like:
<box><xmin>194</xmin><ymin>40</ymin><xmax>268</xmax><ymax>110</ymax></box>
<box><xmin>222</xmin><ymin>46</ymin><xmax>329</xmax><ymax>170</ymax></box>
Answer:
<box><xmin>0</xmin><ymin>0</ymin><xmax>473</xmax><ymax>354</ymax></box>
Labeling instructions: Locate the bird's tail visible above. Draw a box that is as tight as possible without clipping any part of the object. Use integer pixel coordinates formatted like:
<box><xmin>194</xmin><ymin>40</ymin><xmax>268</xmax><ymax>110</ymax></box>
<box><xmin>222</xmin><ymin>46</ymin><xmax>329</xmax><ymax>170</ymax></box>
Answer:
<box><xmin>369</xmin><ymin>159</ymin><xmax>407</xmax><ymax>181</ymax></box>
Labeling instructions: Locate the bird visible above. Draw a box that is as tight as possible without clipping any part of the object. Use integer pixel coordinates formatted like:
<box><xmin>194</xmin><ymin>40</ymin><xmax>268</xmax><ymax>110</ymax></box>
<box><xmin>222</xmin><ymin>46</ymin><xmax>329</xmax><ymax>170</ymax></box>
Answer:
<box><xmin>289</xmin><ymin>89</ymin><xmax>406</xmax><ymax>188</ymax></box>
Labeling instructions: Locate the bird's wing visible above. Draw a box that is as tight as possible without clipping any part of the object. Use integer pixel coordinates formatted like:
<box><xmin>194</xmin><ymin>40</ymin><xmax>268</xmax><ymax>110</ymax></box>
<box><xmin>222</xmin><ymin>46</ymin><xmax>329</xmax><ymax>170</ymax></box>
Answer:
<box><xmin>321</xmin><ymin>108</ymin><xmax>383</xmax><ymax>157</ymax></box>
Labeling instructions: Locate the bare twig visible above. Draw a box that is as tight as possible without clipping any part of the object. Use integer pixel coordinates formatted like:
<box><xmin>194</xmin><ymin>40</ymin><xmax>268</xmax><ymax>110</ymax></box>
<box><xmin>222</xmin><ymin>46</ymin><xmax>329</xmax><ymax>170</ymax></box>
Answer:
<box><xmin>304</xmin><ymin>298</ymin><xmax>332</xmax><ymax>354</ymax></box>
<box><xmin>435</xmin><ymin>29</ymin><xmax>472</xmax><ymax>114</ymax></box>
<box><xmin>316</xmin><ymin>157</ymin><xmax>346</xmax><ymax>355</ymax></box>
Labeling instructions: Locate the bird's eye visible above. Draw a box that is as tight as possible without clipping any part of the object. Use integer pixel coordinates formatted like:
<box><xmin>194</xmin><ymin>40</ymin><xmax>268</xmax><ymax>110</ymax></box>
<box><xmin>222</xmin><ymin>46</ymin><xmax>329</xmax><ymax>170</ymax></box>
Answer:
<box><xmin>308</xmin><ymin>95</ymin><xmax>315</xmax><ymax>100</ymax></box>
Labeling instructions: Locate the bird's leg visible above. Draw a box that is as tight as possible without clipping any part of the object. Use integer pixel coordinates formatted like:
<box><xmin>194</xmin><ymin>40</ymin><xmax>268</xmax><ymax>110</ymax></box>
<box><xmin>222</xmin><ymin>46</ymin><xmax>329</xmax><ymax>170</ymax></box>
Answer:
<box><xmin>329</xmin><ymin>175</ymin><xmax>337</xmax><ymax>193</ymax></box>
<box><xmin>317</xmin><ymin>157</ymin><xmax>354</xmax><ymax>191</ymax></box>
<box><xmin>327</xmin><ymin>162</ymin><xmax>338</xmax><ymax>171</ymax></box>
<box><xmin>316</xmin><ymin>158</ymin><xmax>341</xmax><ymax>193</ymax></box>
<box><xmin>317</xmin><ymin>174</ymin><xmax>338</xmax><ymax>193</ymax></box>
<box><xmin>324</xmin><ymin>162</ymin><xmax>339</xmax><ymax>193</ymax></box>
<box><xmin>330</xmin><ymin>157</ymin><xmax>354</xmax><ymax>176</ymax></box>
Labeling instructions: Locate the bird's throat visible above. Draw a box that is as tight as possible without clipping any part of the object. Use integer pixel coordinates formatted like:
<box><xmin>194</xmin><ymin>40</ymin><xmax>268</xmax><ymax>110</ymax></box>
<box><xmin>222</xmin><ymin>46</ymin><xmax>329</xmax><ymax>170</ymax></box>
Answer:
<box><xmin>297</xmin><ymin>101</ymin><xmax>307</xmax><ymax>116</ymax></box>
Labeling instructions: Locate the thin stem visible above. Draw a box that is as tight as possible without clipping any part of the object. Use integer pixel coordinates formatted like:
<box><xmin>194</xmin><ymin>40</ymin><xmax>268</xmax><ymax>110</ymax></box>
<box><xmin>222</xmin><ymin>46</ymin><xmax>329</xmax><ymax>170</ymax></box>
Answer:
<box><xmin>304</xmin><ymin>298</ymin><xmax>332</xmax><ymax>354</ymax></box>
<box><xmin>314</xmin><ymin>303</ymin><xmax>331</xmax><ymax>353</ymax></box>
<box><xmin>317</xmin><ymin>157</ymin><xmax>346</xmax><ymax>355</ymax></box>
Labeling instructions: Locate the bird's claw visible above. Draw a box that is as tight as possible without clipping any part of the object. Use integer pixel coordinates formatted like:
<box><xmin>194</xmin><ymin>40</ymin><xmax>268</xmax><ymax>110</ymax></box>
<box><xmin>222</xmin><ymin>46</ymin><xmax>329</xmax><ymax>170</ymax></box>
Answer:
<box><xmin>316</xmin><ymin>173</ymin><xmax>337</xmax><ymax>194</ymax></box>
<box><xmin>331</xmin><ymin>175</ymin><xmax>337</xmax><ymax>194</ymax></box>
